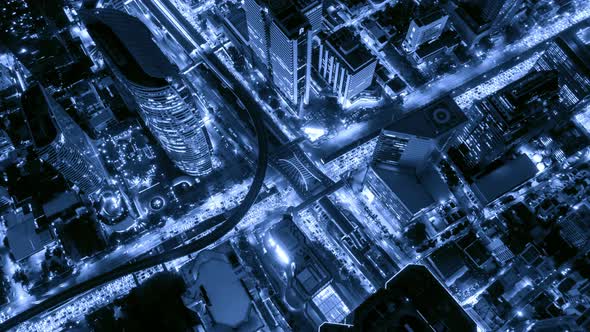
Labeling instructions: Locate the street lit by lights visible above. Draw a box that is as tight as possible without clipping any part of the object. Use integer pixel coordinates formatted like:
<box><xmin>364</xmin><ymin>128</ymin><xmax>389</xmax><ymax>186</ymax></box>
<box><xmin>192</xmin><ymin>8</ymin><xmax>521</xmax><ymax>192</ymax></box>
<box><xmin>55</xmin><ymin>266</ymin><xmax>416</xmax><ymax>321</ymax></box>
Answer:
<box><xmin>1</xmin><ymin>0</ymin><xmax>590</xmax><ymax>331</ymax></box>
<box><xmin>303</xmin><ymin>127</ymin><xmax>326</xmax><ymax>142</ymax></box>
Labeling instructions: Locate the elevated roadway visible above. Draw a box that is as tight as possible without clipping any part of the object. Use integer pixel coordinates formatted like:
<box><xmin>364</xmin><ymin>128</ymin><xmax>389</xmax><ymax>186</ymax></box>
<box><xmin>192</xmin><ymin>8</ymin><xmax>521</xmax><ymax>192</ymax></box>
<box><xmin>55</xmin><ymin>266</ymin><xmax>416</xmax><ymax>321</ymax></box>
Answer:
<box><xmin>0</xmin><ymin>46</ymin><xmax>269</xmax><ymax>332</ymax></box>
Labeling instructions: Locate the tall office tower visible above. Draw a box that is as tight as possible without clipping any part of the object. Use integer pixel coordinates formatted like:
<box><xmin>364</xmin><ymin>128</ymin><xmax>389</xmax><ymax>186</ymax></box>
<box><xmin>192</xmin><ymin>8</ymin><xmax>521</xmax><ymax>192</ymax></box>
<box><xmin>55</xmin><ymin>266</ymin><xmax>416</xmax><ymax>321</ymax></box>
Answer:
<box><xmin>295</xmin><ymin>0</ymin><xmax>323</xmax><ymax>33</ymax></box>
<box><xmin>21</xmin><ymin>85</ymin><xmax>107</xmax><ymax>195</ymax></box>
<box><xmin>450</xmin><ymin>70</ymin><xmax>559</xmax><ymax>174</ymax></box>
<box><xmin>467</xmin><ymin>0</ymin><xmax>523</xmax><ymax>28</ymax></box>
<box><xmin>372</xmin><ymin>97</ymin><xmax>467</xmax><ymax>172</ymax></box>
<box><xmin>244</xmin><ymin>0</ymin><xmax>272</xmax><ymax>71</ymax></box>
<box><xmin>447</xmin><ymin>0</ymin><xmax>521</xmax><ymax>46</ymax></box>
<box><xmin>482</xmin><ymin>0</ymin><xmax>519</xmax><ymax>24</ymax></box>
<box><xmin>365</xmin><ymin>97</ymin><xmax>466</xmax><ymax>226</ymax></box>
<box><xmin>81</xmin><ymin>9</ymin><xmax>213</xmax><ymax>176</ymax></box>
<box><xmin>534</xmin><ymin>35</ymin><xmax>590</xmax><ymax>108</ymax></box>
<box><xmin>269</xmin><ymin>2</ymin><xmax>313</xmax><ymax>108</ymax></box>
<box><xmin>403</xmin><ymin>9</ymin><xmax>449</xmax><ymax>52</ymax></box>
<box><xmin>318</xmin><ymin>28</ymin><xmax>377</xmax><ymax>105</ymax></box>
<box><xmin>244</xmin><ymin>0</ymin><xmax>313</xmax><ymax>109</ymax></box>
<box><xmin>223</xmin><ymin>5</ymin><xmax>254</xmax><ymax>65</ymax></box>
<box><xmin>244</xmin><ymin>0</ymin><xmax>322</xmax><ymax>66</ymax></box>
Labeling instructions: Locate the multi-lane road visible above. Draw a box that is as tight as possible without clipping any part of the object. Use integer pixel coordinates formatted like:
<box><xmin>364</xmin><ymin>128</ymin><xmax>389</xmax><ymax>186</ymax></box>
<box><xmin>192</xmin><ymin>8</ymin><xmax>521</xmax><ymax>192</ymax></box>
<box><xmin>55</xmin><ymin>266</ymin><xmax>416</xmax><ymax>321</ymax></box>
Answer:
<box><xmin>0</xmin><ymin>47</ymin><xmax>270</xmax><ymax>332</ymax></box>
<box><xmin>5</xmin><ymin>0</ymin><xmax>590</xmax><ymax>330</ymax></box>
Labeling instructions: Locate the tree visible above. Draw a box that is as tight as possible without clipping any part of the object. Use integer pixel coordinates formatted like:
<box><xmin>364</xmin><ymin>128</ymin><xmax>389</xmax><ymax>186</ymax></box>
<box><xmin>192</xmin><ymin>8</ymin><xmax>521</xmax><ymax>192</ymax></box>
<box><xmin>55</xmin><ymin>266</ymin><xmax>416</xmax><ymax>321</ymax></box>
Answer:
<box><xmin>120</xmin><ymin>272</ymin><xmax>197</xmax><ymax>332</ymax></box>
<box><xmin>12</xmin><ymin>270</ymin><xmax>29</xmax><ymax>286</ymax></box>
<box><xmin>406</xmin><ymin>222</ymin><xmax>427</xmax><ymax>246</ymax></box>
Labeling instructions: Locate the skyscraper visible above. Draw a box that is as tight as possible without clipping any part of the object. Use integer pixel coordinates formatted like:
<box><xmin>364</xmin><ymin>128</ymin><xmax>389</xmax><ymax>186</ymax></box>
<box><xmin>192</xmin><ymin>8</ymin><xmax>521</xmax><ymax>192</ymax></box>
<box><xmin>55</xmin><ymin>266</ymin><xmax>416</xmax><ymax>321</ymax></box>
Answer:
<box><xmin>446</xmin><ymin>0</ymin><xmax>522</xmax><ymax>46</ymax></box>
<box><xmin>481</xmin><ymin>0</ymin><xmax>522</xmax><ymax>27</ymax></box>
<box><xmin>21</xmin><ymin>84</ymin><xmax>107</xmax><ymax>195</ymax></box>
<box><xmin>295</xmin><ymin>0</ymin><xmax>323</xmax><ymax>33</ymax></box>
<box><xmin>318</xmin><ymin>28</ymin><xmax>377</xmax><ymax>105</ymax></box>
<box><xmin>244</xmin><ymin>0</ymin><xmax>272</xmax><ymax>72</ymax></box>
<box><xmin>366</xmin><ymin>97</ymin><xmax>466</xmax><ymax>225</ymax></box>
<box><xmin>244</xmin><ymin>0</ymin><xmax>313</xmax><ymax>110</ymax></box>
<box><xmin>534</xmin><ymin>35</ymin><xmax>590</xmax><ymax>108</ymax></box>
<box><xmin>403</xmin><ymin>9</ymin><xmax>449</xmax><ymax>52</ymax></box>
<box><xmin>223</xmin><ymin>5</ymin><xmax>254</xmax><ymax>65</ymax></box>
<box><xmin>372</xmin><ymin>97</ymin><xmax>467</xmax><ymax>172</ymax></box>
<box><xmin>81</xmin><ymin>8</ymin><xmax>212</xmax><ymax>176</ymax></box>
<box><xmin>450</xmin><ymin>70</ymin><xmax>559</xmax><ymax>174</ymax></box>
<box><xmin>269</xmin><ymin>4</ymin><xmax>312</xmax><ymax>107</ymax></box>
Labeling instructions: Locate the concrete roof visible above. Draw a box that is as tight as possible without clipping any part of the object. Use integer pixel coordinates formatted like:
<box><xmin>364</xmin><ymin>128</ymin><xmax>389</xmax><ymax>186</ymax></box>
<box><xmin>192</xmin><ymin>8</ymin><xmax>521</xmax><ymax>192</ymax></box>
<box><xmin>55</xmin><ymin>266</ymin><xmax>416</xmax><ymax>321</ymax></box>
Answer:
<box><xmin>81</xmin><ymin>8</ymin><xmax>177</xmax><ymax>86</ymax></box>
<box><xmin>6</xmin><ymin>214</ymin><xmax>53</xmax><ymax>261</ymax></box>
<box><xmin>372</xmin><ymin>166</ymin><xmax>434</xmax><ymax>214</ymax></box>
<box><xmin>384</xmin><ymin>96</ymin><xmax>466</xmax><ymax>139</ymax></box>
<box><xmin>471</xmin><ymin>155</ymin><xmax>537</xmax><ymax>204</ymax></box>
<box><xmin>193</xmin><ymin>252</ymin><xmax>251</xmax><ymax>328</ymax></box>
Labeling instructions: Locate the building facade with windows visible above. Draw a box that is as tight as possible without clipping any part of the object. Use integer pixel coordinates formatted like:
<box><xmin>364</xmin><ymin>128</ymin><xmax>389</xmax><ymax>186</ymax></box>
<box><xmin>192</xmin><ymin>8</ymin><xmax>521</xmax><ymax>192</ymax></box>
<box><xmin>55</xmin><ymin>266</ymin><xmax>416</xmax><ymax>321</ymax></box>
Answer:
<box><xmin>244</xmin><ymin>0</ymin><xmax>314</xmax><ymax>111</ymax></box>
<box><xmin>81</xmin><ymin>8</ymin><xmax>212</xmax><ymax>176</ymax></box>
<box><xmin>318</xmin><ymin>28</ymin><xmax>377</xmax><ymax>105</ymax></box>
<box><xmin>21</xmin><ymin>84</ymin><xmax>107</xmax><ymax>195</ymax></box>
<box><xmin>403</xmin><ymin>9</ymin><xmax>448</xmax><ymax>52</ymax></box>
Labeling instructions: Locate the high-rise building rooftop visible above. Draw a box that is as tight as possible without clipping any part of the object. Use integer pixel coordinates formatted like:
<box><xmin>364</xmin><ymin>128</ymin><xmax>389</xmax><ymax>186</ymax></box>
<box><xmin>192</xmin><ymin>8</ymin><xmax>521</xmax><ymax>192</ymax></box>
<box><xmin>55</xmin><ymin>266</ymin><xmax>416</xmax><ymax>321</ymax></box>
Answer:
<box><xmin>322</xmin><ymin>28</ymin><xmax>375</xmax><ymax>74</ymax></box>
<box><xmin>80</xmin><ymin>8</ymin><xmax>177</xmax><ymax>87</ymax></box>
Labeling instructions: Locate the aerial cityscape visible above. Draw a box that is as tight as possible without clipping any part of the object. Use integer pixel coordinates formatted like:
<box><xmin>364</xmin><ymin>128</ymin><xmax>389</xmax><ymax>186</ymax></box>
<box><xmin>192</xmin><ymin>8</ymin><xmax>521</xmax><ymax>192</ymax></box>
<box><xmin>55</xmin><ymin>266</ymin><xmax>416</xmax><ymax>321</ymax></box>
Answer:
<box><xmin>0</xmin><ymin>0</ymin><xmax>589</xmax><ymax>331</ymax></box>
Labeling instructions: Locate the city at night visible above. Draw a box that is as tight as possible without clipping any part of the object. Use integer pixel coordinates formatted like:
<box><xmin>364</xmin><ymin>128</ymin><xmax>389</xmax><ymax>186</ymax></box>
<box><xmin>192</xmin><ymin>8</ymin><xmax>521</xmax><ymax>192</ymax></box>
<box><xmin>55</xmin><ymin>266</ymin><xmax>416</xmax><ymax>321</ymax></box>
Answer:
<box><xmin>0</xmin><ymin>0</ymin><xmax>589</xmax><ymax>331</ymax></box>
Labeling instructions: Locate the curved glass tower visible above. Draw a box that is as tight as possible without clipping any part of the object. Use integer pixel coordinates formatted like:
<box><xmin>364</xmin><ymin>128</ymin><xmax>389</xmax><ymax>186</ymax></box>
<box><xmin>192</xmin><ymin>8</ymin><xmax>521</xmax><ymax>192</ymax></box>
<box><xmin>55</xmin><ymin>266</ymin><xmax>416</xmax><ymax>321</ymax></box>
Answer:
<box><xmin>81</xmin><ymin>8</ymin><xmax>212</xmax><ymax>176</ymax></box>
<box><xmin>21</xmin><ymin>84</ymin><xmax>107</xmax><ymax>195</ymax></box>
